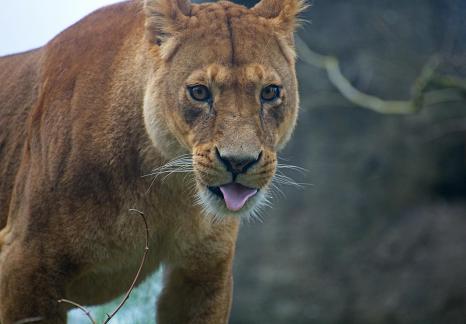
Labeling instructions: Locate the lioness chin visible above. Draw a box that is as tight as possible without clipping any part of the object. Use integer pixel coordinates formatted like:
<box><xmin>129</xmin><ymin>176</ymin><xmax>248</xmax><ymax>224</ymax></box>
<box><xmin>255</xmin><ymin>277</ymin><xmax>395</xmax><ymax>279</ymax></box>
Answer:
<box><xmin>0</xmin><ymin>0</ymin><xmax>304</xmax><ymax>323</ymax></box>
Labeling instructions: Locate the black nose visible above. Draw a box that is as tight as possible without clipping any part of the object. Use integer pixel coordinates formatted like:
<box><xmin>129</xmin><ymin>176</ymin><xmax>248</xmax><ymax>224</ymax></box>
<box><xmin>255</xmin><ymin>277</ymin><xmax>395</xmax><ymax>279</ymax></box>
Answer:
<box><xmin>216</xmin><ymin>147</ymin><xmax>262</xmax><ymax>176</ymax></box>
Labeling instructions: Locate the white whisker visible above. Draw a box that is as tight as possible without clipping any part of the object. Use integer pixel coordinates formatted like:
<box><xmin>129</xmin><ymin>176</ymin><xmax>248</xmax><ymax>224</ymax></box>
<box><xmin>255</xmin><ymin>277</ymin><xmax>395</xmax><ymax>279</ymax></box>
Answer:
<box><xmin>273</xmin><ymin>172</ymin><xmax>312</xmax><ymax>188</ymax></box>
<box><xmin>143</xmin><ymin>154</ymin><xmax>194</xmax><ymax>193</ymax></box>
<box><xmin>270</xmin><ymin>183</ymin><xmax>286</xmax><ymax>199</ymax></box>
<box><xmin>276</xmin><ymin>163</ymin><xmax>308</xmax><ymax>174</ymax></box>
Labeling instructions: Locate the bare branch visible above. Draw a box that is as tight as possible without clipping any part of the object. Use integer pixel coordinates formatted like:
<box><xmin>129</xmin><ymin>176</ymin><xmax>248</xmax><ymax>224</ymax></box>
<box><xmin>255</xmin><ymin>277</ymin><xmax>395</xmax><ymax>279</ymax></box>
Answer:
<box><xmin>103</xmin><ymin>209</ymin><xmax>150</xmax><ymax>324</ymax></box>
<box><xmin>58</xmin><ymin>299</ymin><xmax>96</xmax><ymax>324</ymax></box>
<box><xmin>296</xmin><ymin>35</ymin><xmax>464</xmax><ymax>114</ymax></box>
<box><xmin>428</xmin><ymin>75</ymin><xmax>466</xmax><ymax>92</ymax></box>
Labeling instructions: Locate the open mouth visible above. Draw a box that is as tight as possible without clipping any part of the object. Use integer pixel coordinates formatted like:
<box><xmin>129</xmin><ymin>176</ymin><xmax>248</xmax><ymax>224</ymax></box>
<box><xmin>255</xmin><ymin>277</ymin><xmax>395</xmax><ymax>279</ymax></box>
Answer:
<box><xmin>208</xmin><ymin>183</ymin><xmax>258</xmax><ymax>212</ymax></box>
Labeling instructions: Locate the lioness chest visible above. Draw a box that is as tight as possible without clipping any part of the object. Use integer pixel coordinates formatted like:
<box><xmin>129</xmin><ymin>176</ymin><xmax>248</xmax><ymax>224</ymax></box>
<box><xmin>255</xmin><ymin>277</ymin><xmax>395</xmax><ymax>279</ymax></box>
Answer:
<box><xmin>64</xmin><ymin>174</ymin><xmax>209</xmax><ymax>306</ymax></box>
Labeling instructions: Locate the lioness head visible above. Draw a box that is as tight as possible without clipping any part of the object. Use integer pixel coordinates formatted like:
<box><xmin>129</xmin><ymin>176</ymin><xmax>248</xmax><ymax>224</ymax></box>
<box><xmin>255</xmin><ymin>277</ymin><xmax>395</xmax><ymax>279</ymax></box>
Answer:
<box><xmin>143</xmin><ymin>0</ymin><xmax>305</xmax><ymax>217</ymax></box>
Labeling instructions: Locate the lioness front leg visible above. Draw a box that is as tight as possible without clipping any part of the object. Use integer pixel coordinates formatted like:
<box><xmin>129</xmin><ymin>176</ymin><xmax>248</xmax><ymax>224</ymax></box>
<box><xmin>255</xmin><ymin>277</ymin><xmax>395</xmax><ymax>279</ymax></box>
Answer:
<box><xmin>0</xmin><ymin>241</ymin><xmax>68</xmax><ymax>324</ymax></box>
<box><xmin>156</xmin><ymin>264</ymin><xmax>234</xmax><ymax>324</ymax></box>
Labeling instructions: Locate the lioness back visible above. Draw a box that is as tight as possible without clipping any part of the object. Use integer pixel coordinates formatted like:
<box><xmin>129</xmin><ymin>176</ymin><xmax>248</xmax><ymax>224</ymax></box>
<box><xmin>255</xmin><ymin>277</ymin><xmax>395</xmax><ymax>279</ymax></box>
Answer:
<box><xmin>0</xmin><ymin>49</ymin><xmax>41</xmax><ymax>227</ymax></box>
<box><xmin>0</xmin><ymin>1</ymin><xmax>144</xmax><ymax>230</ymax></box>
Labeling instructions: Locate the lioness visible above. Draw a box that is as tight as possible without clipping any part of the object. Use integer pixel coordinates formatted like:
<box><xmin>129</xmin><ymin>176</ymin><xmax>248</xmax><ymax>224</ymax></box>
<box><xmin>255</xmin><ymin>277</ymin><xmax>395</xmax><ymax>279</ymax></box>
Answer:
<box><xmin>0</xmin><ymin>0</ymin><xmax>304</xmax><ymax>322</ymax></box>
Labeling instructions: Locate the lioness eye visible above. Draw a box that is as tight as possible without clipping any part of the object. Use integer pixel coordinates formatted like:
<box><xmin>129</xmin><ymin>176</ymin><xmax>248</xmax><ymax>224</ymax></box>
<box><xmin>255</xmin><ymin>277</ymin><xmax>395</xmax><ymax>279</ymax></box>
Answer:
<box><xmin>261</xmin><ymin>85</ymin><xmax>281</xmax><ymax>102</ymax></box>
<box><xmin>188</xmin><ymin>85</ymin><xmax>211</xmax><ymax>102</ymax></box>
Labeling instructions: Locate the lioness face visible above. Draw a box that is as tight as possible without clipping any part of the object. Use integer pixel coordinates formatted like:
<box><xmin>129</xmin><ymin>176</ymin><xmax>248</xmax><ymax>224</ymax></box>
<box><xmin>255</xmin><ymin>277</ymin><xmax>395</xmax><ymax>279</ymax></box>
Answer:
<box><xmin>144</xmin><ymin>0</ymin><xmax>305</xmax><ymax>217</ymax></box>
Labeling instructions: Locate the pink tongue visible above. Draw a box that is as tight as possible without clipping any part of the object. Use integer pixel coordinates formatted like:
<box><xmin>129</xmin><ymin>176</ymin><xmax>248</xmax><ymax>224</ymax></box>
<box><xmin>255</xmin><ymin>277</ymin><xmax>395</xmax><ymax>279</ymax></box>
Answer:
<box><xmin>219</xmin><ymin>183</ymin><xmax>258</xmax><ymax>212</ymax></box>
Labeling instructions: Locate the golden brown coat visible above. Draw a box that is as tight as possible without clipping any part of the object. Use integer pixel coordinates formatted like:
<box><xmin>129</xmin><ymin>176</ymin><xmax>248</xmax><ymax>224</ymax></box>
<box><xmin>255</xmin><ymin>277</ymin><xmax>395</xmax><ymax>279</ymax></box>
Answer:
<box><xmin>0</xmin><ymin>0</ymin><xmax>304</xmax><ymax>322</ymax></box>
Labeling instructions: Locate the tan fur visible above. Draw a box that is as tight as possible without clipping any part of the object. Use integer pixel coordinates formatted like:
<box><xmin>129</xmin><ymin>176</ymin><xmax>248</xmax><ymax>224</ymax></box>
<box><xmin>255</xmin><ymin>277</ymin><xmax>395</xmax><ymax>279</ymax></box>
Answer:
<box><xmin>0</xmin><ymin>0</ymin><xmax>303</xmax><ymax>323</ymax></box>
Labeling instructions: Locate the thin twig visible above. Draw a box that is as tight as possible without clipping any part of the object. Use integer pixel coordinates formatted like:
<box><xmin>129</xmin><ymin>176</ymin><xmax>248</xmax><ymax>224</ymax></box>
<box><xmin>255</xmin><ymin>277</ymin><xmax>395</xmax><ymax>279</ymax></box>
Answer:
<box><xmin>58</xmin><ymin>299</ymin><xmax>96</xmax><ymax>324</ymax></box>
<box><xmin>103</xmin><ymin>209</ymin><xmax>150</xmax><ymax>324</ymax></box>
<box><xmin>57</xmin><ymin>209</ymin><xmax>150</xmax><ymax>324</ymax></box>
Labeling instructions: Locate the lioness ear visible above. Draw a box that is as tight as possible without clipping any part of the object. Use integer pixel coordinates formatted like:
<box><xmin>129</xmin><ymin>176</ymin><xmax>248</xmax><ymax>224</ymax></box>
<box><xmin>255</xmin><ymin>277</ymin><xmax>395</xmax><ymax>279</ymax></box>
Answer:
<box><xmin>144</xmin><ymin>0</ymin><xmax>192</xmax><ymax>45</ymax></box>
<box><xmin>252</xmin><ymin>0</ymin><xmax>307</xmax><ymax>34</ymax></box>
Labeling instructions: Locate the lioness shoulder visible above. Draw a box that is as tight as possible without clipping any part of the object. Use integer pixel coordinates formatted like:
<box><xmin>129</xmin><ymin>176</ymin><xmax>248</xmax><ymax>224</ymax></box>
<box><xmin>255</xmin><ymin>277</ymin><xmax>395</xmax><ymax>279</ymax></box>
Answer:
<box><xmin>0</xmin><ymin>1</ymin><xmax>305</xmax><ymax>323</ymax></box>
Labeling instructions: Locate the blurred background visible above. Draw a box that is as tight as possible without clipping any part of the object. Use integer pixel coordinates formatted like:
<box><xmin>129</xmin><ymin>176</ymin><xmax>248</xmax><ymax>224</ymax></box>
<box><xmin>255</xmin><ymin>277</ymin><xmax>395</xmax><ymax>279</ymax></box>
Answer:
<box><xmin>2</xmin><ymin>0</ymin><xmax>466</xmax><ymax>323</ymax></box>
<box><xmin>230</xmin><ymin>1</ymin><xmax>466</xmax><ymax>323</ymax></box>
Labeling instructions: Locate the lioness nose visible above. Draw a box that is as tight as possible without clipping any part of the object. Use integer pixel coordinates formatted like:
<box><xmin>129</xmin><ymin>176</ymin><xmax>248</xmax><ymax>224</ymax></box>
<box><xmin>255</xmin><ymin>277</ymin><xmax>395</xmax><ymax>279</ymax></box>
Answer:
<box><xmin>216</xmin><ymin>147</ymin><xmax>262</xmax><ymax>176</ymax></box>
